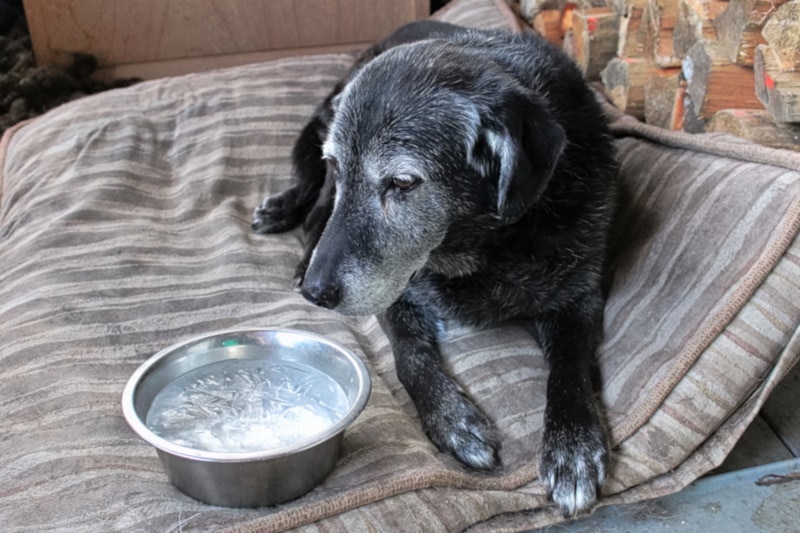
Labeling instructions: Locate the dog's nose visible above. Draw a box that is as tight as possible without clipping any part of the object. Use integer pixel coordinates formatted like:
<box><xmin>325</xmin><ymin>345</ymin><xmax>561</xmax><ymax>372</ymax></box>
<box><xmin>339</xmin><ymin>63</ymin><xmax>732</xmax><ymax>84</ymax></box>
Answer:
<box><xmin>301</xmin><ymin>281</ymin><xmax>341</xmax><ymax>310</ymax></box>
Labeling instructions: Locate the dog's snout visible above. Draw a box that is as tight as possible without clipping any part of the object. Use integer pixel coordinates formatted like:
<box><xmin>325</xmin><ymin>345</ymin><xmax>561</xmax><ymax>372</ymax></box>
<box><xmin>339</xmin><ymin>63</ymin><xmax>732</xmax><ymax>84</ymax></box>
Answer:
<box><xmin>301</xmin><ymin>280</ymin><xmax>342</xmax><ymax>310</ymax></box>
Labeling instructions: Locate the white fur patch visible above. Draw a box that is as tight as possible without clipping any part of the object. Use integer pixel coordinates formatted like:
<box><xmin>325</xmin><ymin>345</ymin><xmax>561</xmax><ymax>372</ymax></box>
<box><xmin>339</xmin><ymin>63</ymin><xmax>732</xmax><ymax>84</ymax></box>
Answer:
<box><xmin>485</xmin><ymin>129</ymin><xmax>517</xmax><ymax>210</ymax></box>
<box><xmin>321</xmin><ymin>138</ymin><xmax>336</xmax><ymax>161</ymax></box>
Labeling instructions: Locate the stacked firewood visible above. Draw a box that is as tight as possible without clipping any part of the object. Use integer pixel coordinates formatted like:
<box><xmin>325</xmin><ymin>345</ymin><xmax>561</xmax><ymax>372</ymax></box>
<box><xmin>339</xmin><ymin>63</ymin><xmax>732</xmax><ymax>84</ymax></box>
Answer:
<box><xmin>520</xmin><ymin>0</ymin><xmax>800</xmax><ymax>151</ymax></box>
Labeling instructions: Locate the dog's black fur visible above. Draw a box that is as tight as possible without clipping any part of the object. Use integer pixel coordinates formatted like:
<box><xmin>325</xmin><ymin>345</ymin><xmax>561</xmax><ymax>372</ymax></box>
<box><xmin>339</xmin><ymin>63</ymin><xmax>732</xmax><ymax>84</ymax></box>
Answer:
<box><xmin>253</xmin><ymin>21</ymin><xmax>618</xmax><ymax>517</ymax></box>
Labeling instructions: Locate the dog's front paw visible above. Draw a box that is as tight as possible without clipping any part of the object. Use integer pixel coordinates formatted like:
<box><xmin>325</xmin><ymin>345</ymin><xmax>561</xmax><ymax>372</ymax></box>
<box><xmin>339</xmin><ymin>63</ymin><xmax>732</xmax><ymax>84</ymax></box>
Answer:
<box><xmin>421</xmin><ymin>392</ymin><xmax>500</xmax><ymax>471</ymax></box>
<box><xmin>540</xmin><ymin>417</ymin><xmax>609</xmax><ymax>518</ymax></box>
<box><xmin>252</xmin><ymin>189</ymin><xmax>303</xmax><ymax>234</ymax></box>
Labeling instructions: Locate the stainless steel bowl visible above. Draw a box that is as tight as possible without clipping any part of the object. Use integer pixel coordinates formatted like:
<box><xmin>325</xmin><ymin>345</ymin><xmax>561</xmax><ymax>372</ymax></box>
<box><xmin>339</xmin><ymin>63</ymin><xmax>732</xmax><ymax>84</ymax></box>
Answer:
<box><xmin>122</xmin><ymin>328</ymin><xmax>371</xmax><ymax>507</ymax></box>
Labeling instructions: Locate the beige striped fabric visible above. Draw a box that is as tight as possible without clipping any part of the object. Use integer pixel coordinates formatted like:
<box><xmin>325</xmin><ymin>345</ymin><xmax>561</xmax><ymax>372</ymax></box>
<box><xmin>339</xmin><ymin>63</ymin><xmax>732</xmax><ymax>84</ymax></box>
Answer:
<box><xmin>2</xmin><ymin>0</ymin><xmax>800</xmax><ymax>531</ymax></box>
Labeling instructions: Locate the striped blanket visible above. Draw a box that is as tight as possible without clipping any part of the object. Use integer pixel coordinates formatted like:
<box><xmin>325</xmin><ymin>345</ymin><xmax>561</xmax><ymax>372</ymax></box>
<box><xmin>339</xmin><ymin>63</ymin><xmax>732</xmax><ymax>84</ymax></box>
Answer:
<box><xmin>2</xmin><ymin>0</ymin><xmax>800</xmax><ymax>531</ymax></box>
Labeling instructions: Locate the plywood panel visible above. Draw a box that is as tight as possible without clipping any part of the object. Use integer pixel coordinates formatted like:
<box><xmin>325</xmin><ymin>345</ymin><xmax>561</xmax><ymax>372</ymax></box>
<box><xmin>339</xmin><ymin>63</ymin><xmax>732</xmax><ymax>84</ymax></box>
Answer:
<box><xmin>23</xmin><ymin>0</ymin><xmax>428</xmax><ymax>69</ymax></box>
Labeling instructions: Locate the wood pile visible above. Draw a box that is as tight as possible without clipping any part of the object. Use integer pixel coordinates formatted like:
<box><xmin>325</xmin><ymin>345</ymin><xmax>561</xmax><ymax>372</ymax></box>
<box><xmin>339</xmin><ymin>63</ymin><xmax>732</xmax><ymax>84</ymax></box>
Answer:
<box><xmin>521</xmin><ymin>0</ymin><xmax>800</xmax><ymax>151</ymax></box>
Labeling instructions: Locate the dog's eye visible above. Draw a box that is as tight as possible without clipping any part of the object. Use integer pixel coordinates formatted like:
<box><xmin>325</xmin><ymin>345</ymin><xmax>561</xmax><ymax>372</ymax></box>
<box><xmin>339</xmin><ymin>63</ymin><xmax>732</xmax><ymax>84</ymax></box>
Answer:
<box><xmin>389</xmin><ymin>175</ymin><xmax>419</xmax><ymax>192</ymax></box>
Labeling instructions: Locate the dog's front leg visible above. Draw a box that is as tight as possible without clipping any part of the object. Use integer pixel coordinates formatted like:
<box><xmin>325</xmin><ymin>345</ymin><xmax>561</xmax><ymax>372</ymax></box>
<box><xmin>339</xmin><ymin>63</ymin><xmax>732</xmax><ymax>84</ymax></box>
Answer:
<box><xmin>252</xmin><ymin>112</ymin><xmax>329</xmax><ymax>235</ymax></box>
<box><xmin>380</xmin><ymin>297</ymin><xmax>500</xmax><ymax>471</ymax></box>
<box><xmin>534</xmin><ymin>293</ymin><xmax>610</xmax><ymax>518</ymax></box>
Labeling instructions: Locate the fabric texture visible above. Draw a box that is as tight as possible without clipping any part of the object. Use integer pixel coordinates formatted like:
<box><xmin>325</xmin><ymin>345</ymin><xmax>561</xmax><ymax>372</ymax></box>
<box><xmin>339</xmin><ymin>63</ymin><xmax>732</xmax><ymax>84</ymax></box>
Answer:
<box><xmin>2</xmin><ymin>0</ymin><xmax>800</xmax><ymax>531</ymax></box>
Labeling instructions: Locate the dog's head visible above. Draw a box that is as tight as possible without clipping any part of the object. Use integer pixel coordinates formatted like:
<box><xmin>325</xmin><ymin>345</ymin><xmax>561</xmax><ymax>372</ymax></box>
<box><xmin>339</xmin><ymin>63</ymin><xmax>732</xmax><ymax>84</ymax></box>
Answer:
<box><xmin>301</xmin><ymin>40</ymin><xmax>566</xmax><ymax>315</ymax></box>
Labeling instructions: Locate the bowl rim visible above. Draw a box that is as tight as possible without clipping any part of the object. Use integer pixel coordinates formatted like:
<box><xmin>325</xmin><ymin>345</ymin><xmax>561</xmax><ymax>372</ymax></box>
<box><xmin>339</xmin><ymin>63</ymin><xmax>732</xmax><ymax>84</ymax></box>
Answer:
<box><xmin>121</xmin><ymin>327</ymin><xmax>371</xmax><ymax>463</ymax></box>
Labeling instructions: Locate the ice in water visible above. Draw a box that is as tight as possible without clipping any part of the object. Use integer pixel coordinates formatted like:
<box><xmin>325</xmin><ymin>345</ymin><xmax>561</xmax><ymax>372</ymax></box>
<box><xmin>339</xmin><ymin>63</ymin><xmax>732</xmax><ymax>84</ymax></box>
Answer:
<box><xmin>146</xmin><ymin>357</ymin><xmax>350</xmax><ymax>453</ymax></box>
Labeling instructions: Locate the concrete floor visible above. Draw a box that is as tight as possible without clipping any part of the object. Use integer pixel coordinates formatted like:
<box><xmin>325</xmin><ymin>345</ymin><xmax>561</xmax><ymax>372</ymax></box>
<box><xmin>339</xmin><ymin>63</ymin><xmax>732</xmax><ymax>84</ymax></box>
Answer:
<box><xmin>543</xmin><ymin>457</ymin><xmax>800</xmax><ymax>532</ymax></box>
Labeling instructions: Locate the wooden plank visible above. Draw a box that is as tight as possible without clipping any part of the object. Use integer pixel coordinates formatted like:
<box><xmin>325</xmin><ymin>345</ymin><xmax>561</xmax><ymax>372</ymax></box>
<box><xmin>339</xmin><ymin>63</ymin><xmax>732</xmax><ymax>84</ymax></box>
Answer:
<box><xmin>761</xmin><ymin>0</ymin><xmax>800</xmax><ymax>72</ymax></box>
<box><xmin>707</xmin><ymin>109</ymin><xmax>800</xmax><ymax>151</ymax></box>
<box><xmin>23</xmin><ymin>0</ymin><xmax>428</xmax><ymax>69</ymax></box>
<box><xmin>761</xmin><ymin>359</ymin><xmax>800</xmax><ymax>456</ymax></box>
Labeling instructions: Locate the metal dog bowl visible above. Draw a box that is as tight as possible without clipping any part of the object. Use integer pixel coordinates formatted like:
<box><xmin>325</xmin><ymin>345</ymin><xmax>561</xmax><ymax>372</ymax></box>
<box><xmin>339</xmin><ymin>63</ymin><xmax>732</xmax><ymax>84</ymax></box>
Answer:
<box><xmin>122</xmin><ymin>328</ymin><xmax>371</xmax><ymax>507</ymax></box>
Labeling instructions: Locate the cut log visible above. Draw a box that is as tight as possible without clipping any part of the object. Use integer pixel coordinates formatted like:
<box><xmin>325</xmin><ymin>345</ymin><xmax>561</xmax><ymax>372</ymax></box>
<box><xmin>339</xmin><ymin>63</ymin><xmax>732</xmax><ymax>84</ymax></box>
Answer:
<box><xmin>532</xmin><ymin>9</ymin><xmax>565</xmax><ymax>45</ymax></box>
<box><xmin>761</xmin><ymin>0</ymin><xmax>800</xmax><ymax>72</ymax></box>
<box><xmin>518</xmin><ymin>0</ymin><xmax>542</xmax><ymax>24</ymax></box>
<box><xmin>683</xmin><ymin>0</ymin><xmax>729</xmax><ymax>19</ymax></box>
<box><xmin>616</xmin><ymin>0</ymin><xmax>649</xmax><ymax>58</ymax></box>
<box><xmin>682</xmin><ymin>91</ymin><xmax>707</xmax><ymax>132</ymax></box>
<box><xmin>707</xmin><ymin>109</ymin><xmax>800</xmax><ymax>151</ymax></box>
<box><xmin>674</xmin><ymin>0</ymin><xmax>721</xmax><ymax>58</ymax></box>
<box><xmin>565</xmin><ymin>7</ymin><xmax>620</xmax><ymax>80</ymax></box>
<box><xmin>754</xmin><ymin>45</ymin><xmax>800</xmax><ymax>122</ymax></box>
<box><xmin>581</xmin><ymin>0</ymin><xmax>613</xmax><ymax>7</ymax></box>
<box><xmin>522</xmin><ymin>0</ymin><xmax>608</xmax><ymax>23</ymax></box>
<box><xmin>561</xmin><ymin>2</ymin><xmax>580</xmax><ymax>33</ymax></box>
<box><xmin>682</xmin><ymin>39</ymin><xmax>762</xmax><ymax>120</ymax></box>
<box><xmin>712</xmin><ymin>0</ymin><xmax>789</xmax><ymax>66</ymax></box>
<box><xmin>640</xmin><ymin>0</ymin><xmax>681</xmax><ymax>68</ymax></box>
<box><xmin>601</xmin><ymin>57</ymin><xmax>678</xmax><ymax>119</ymax></box>
<box><xmin>644</xmin><ymin>71</ymin><xmax>687</xmax><ymax>129</ymax></box>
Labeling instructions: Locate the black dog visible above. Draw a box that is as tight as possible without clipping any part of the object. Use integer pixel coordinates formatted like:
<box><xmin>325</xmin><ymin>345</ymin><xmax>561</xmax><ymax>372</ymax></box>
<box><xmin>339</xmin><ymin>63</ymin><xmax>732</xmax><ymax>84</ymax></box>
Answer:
<box><xmin>253</xmin><ymin>21</ymin><xmax>618</xmax><ymax>517</ymax></box>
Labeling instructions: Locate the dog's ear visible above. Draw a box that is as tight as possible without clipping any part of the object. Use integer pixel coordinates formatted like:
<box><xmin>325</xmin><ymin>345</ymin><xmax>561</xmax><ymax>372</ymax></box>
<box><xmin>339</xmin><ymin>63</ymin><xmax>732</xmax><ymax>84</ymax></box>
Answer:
<box><xmin>331</xmin><ymin>93</ymin><xmax>342</xmax><ymax>113</ymax></box>
<box><xmin>467</xmin><ymin>89</ymin><xmax>566</xmax><ymax>224</ymax></box>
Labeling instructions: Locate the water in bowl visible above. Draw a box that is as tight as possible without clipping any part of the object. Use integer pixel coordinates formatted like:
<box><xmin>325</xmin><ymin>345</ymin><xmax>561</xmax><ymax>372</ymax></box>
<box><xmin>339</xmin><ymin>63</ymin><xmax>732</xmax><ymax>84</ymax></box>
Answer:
<box><xmin>146</xmin><ymin>354</ymin><xmax>350</xmax><ymax>453</ymax></box>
